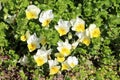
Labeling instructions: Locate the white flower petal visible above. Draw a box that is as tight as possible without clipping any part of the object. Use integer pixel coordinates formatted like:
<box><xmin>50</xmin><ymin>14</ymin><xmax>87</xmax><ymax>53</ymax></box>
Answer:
<box><xmin>89</xmin><ymin>24</ymin><xmax>96</xmax><ymax>31</ymax></box>
<box><xmin>18</xmin><ymin>55</ymin><xmax>28</xmax><ymax>65</ymax></box>
<box><xmin>48</xmin><ymin>60</ymin><xmax>58</xmax><ymax>68</ymax></box>
<box><xmin>70</xmin><ymin>19</ymin><xmax>76</xmax><ymax>26</ymax></box>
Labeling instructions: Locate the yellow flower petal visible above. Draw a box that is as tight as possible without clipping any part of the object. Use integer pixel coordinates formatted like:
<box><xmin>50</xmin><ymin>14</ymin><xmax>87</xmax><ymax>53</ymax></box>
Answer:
<box><xmin>42</xmin><ymin>19</ymin><xmax>51</xmax><ymax>27</ymax></box>
<box><xmin>20</xmin><ymin>35</ymin><xmax>27</xmax><ymax>41</ymax></box>
<box><xmin>82</xmin><ymin>37</ymin><xmax>90</xmax><ymax>46</ymax></box>
<box><xmin>61</xmin><ymin>63</ymin><xmax>70</xmax><ymax>70</ymax></box>
<box><xmin>75</xmin><ymin>24</ymin><xmax>85</xmax><ymax>32</ymax></box>
<box><xmin>56</xmin><ymin>54</ymin><xmax>65</xmax><ymax>63</ymax></box>
<box><xmin>91</xmin><ymin>28</ymin><xmax>100</xmax><ymax>38</ymax></box>
<box><xmin>35</xmin><ymin>57</ymin><xmax>45</xmax><ymax>66</ymax></box>
<box><xmin>50</xmin><ymin>66</ymin><xmax>59</xmax><ymax>75</ymax></box>
<box><xmin>58</xmin><ymin>27</ymin><xmax>67</xmax><ymax>36</ymax></box>
<box><xmin>69</xmin><ymin>62</ymin><xmax>75</xmax><ymax>68</ymax></box>
<box><xmin>27</xmin><ymin>43</ymin><xmax>36</xmax><ymax>52</ymax></box>
<box><xmin>26</xmin><ymin>11</ymin><xmax>36</xmax><ymax>20</ymax></box>
<box><xmin>60</xmin><ymin>47</ymin><xmax>70</xmax><ymax>56</ymax></box>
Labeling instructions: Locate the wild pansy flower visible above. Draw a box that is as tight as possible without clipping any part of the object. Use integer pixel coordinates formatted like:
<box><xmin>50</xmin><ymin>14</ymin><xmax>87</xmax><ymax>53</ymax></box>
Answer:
<box><xmin>76</xmin><ymin>30</ymin><xmax>90</xmax><ymax>46</ymax></box>
<box><xmin>34</xmin><ymin>48</ymin><xmax>51</xmax><ymax>66</ymax></box>
<box><xmin>55</xmin><ymin>19</ymin><xmax>71</xmax><ymax>36</ymax></box>
<box><xmin>48</xmin><ymin>60</ymin><xmax>60</xmax><ymax>75</ymax></box>
<box><xmin>55</xmin><ymin>53</ymin><xmax>65</xmax><ymax>63</ymax></box>
<box><xmin>39</xmin><ymin>10</ymin><xmax>54</xmax><ymax>27</ymax></box>
<box><xmin>27</xmin><ymin>33</ymin><xmax>40</xmax><ymax>52</ymax></box>
<box><xmin>71</xmin><ymin>17</ymin><xmax>85</xmax><ymax>32</ymax></box>
<box><xmin>25</xmin><ymin>5</ymin><xmax>40</xmax><ymax>20</ymax></box>
<box><xmin>21</xmin><ymin>31</ymin><xmax>30</xmax><ymax>41</ymax></box>
<box><xmin>57</xmin><ymin>39</ymin><xmax>72</xmax><ymax>56</ymax></box>
<box><xmin>18</xmin><ymin>55</ymin><xmax>28</xmax><ymax>65</ymax></box>
<box><xmin>66</xmin><ymin>56</ymin><xmax>78</xmax><ymax>68</ymax></box>
<box><xmin>88</xmin><ymin>24</ymin><xmax>101</xmax><ymax>38</ymax></box>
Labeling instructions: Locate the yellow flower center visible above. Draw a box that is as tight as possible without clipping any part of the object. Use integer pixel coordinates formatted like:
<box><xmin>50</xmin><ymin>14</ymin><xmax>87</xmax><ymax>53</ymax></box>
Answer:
<box><xmin>26</xmin><ymin>11</ymin><xmax>36</xmax><ymax>20</ymax></box>
<box><xmin>50</xmin><ymin>66</ymin><xmax>59</xmax><ymax>75</ymax></box>
<box><xmin>56</xmin><ymin>54</ymin><xmax>65</xmax><ymax>63</ymax></box>
<box><xmin>20</xmin><ymin>35</ymin><xmax>26</xmax><ymax>41</ymax></box>
<box><xmin>27</xmin><ymin>43</ymin><xmax>36</xmax><ymax>52</ymax></box>
<box><xmin>70</xmin><ymin>62</ymin><xmax>75</xmax><ymax>68</ymax></box>
<box><xmin>60</xmin><ymin>47</ymin><xmax>70</xmax><ymax>56</ymax></box>
<box><xmin>35</xmin><ymin>57</ymin><xmax>45</xmax><ymax>66</ymax></box>
<box><xmin>75</xmin><ymin>24</ymin><xmax>85</xmax><ymax>32</ymax></box>
<box><xmin>82</xmin><ymin>37</ymin><xmax>90</xmax><ymax>46</ymax></box>
<box><xmin>42</xmin><ymin>19</ymin><xmax>51</xmax><ymax>27</ymax></box>
<box><xmin>62</xmin><ymin>63</ymin><xmax>69</xmax><ymax>70</ymax></box>
<box><xmin>58</xmin><ymin>27</ymin><xmax>67</xmax><ymax>36</ymax></box>
<box><xmin>91</xmin><ymin>28</ymin><xmax>100</xmax><ymax>38</ymax></box>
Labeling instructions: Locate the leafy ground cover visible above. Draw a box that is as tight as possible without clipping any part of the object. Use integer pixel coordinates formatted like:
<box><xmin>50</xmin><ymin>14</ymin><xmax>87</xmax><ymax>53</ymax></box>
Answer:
<box><xmin>0</xmin><ymin>0</ymin><xmax>120</xmax><ymax>80</ymax></box>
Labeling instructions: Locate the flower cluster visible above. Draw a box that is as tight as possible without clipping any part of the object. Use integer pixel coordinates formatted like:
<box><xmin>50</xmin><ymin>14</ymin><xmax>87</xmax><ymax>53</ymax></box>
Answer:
<box><xmin>19</xmin><ymin>5</ymin><xmax>100</xmax><ymax>75</ymax></box>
